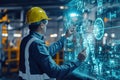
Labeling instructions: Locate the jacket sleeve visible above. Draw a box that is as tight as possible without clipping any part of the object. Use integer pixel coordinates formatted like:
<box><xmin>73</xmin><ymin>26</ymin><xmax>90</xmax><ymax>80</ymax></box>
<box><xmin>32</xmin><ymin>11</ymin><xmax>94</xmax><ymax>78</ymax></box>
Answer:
<box><xmin>48</xmin><ymin>36</ymin><xmax>65</xmax><ymax>56</ymax></box>
<box><xmin>32</xmin><ymin>44</ymin><xmax>81</xmax><ymax>79</ymax></box>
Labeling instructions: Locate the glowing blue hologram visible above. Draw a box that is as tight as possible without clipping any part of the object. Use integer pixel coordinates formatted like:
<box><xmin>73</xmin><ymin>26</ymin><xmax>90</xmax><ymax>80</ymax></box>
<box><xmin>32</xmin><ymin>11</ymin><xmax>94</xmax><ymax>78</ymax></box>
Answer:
<box><xmin>93</xmin><ymin>18</ymin><xmax>104</xmax><ymax>40</ymax></box>
<box><xmin>99</xmin><ymin>46</ymin><xmax>102</xmax><ymax>52</ymax></box>
<box><xmin>63</xmin><ymin>10</ymin><xmax>82</xmax><ymax>32</ymax></box>
<box><xmin>97</xmin><ymin>0</ymin><xmax>103</xmax><ymax>15</ymax></box>
<box><xmin>63</xmin><ymin>0</ymin><xmax>120</xmax><ymax>79</ymax></box>
<box><xmin>76</xmin><ymin>0</ymin><xmax>84</xmax><ymax>10</ymax></box>
<box><xmin>108</xmin><ymin>12</ymin><xmax>117</xmax><ymax>20</ymax></box>
<box><xmin>72</xmin><ymin>68</ymin><xmax>97</xmax><ymax>80</ymax></box>
<box><xmin>68</xmin><ymin>0</ymin><xmax>84</xmax><ymax>10</ymax></box>
<box><xmin>69</xmin><ymin>13</ymin><xmax>79</xmax><ymax>17</ymax></box>
<box><xmin>97</xmin><ymin>0</ymin><xmax>103</xmax><ymax>7</ymax></box>
<box><xmin>86</xmin><ymin>34</ymin><xmax>94</xmax><ymax>44</ymax></box>
<box><xmin>109</xmin><ymin>59</ymin><xmax>115</xmax><ymax>64</ymax></box>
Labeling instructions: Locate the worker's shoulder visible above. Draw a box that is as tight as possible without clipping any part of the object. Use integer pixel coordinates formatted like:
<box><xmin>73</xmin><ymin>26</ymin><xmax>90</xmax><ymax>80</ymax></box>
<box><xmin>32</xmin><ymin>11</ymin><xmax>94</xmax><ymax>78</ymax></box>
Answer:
<box><xmin>32</xmin><ymin>39</ymin><xmax>49</xmax><ymax>55</ymax></box>
<box><xmin>32</xmin><ymin>38</ymin><xmax>45</xmax><ymax>46</ymax></box>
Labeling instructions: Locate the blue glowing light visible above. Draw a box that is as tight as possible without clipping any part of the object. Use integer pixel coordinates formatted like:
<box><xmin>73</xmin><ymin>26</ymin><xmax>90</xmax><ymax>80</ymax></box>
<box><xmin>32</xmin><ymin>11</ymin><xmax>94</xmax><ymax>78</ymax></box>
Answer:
<box><xmin>69</xmin><ymin>13</ymin><xmax>78</xmax><ymax>17</ymax></box>
<box><xmin>93</xmin><ymin>18</ymin><xmax>104</xmax><ymax>40</ymax></box>
<box><xmin>97</xmin><ymin>0</ymin><xmax>103</xmax><ymax>15</ymax></box>
<box><xmin>99</xmin><ymin>46</ymin><xmax>102</xmax><ymax>51</ymax></box>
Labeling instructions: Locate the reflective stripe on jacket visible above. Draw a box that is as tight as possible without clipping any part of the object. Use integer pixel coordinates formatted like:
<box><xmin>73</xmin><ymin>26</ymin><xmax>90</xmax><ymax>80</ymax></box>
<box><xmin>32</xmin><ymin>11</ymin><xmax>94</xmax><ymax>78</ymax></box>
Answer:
<box><xmin>19</xmin><ymin>31</ymin><xmax>81</xmax><ymax>80</ymax></box>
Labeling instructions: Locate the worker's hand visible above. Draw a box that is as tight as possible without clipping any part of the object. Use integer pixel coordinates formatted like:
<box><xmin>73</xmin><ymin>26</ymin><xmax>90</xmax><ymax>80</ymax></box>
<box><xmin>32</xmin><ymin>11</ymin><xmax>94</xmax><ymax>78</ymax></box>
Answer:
<box><xmin>77</xmin><ymin>48</ymin><xmax>87</xmax><ymax>62</ymax></box>
<box><xmin>65</xmin><ymin>27</ymin><xmax>75</xmax><ymax>38</ymax></box>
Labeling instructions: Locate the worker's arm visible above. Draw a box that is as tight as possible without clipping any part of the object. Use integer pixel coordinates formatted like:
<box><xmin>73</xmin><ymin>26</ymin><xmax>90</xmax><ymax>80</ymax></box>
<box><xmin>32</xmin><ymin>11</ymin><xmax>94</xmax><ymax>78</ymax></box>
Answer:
<box><xmin>48</xmin><ymin>27</ymin><xmax>75</xmax><ymax>57</ymax></box>
<box><xmin>32</xmin><ymin>44</ymin><xmax>86</xmax><ymax>79</ymax></box>
<box><xmin>48</xmin><ymin>36</ymin><xmax>65</xmax><ymax>56</ymax></box>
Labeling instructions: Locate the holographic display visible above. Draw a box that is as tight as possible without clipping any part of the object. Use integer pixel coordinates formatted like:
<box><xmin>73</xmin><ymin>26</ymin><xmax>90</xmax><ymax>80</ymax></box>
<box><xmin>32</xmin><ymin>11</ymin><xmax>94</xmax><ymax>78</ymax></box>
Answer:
<box><xmin>63</xmin><ymin>0</ymin><xmax>120</xmax><ymax>80</ymax></box>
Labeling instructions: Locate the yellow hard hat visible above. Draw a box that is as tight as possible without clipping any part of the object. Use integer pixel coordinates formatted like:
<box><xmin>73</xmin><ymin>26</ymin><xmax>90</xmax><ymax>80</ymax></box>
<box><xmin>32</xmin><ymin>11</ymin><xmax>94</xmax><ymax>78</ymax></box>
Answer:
<box><xmin>26</xmin><ymin>7</ymin><xmax>51</xmax><ymax>24</ymax></box>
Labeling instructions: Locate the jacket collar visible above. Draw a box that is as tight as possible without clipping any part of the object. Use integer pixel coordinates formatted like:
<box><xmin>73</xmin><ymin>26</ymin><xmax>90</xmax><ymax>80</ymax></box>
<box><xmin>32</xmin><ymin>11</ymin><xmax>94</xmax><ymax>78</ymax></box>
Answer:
<box><xmin>30</xmin><ymin>31</ymin><xmax>44</xmax><ymax>40</ymax></box>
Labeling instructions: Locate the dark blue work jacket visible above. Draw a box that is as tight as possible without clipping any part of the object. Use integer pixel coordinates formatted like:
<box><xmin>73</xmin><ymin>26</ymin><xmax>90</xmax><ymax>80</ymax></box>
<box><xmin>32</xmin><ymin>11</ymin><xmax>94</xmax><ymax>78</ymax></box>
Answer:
<box><xmin>19</xmin><ymin>31</ymin><xmax>80</xmax><ymax>80</ymax></box>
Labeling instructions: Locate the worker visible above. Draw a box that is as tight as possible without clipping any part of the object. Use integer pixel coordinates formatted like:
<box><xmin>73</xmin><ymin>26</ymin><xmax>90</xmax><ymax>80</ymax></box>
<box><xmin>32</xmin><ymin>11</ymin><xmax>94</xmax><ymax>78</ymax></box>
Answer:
<box><xmin>19</xmin><ymin>7</ymin><xmax>87</xmax><ymax>80</ymax></box>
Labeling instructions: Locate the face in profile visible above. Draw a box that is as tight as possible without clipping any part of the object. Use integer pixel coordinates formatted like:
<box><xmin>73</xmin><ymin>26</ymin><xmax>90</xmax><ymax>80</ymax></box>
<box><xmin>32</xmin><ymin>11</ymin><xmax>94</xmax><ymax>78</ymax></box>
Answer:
<box><xmin>41</xmin><ymin>20</ymin><xmax>48</xmax><ymax>33</ymax></box>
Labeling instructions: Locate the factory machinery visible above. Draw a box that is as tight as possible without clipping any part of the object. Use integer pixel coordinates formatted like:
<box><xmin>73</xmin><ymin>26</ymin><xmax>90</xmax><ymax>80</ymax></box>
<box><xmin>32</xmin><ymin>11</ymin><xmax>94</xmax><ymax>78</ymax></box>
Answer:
<box><xmin>63</xmin><ymin>0</ymin><xmax>120</xmax><ymax>80</ymax></box>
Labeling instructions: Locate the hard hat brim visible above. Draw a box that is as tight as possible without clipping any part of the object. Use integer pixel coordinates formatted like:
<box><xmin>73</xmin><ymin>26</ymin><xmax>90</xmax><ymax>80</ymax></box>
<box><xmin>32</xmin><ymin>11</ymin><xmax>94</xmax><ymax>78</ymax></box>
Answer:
<box><xmin>47</xmin><ymin>18</ymin><xmax>52</xmax><ymax>20</ymax></box>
